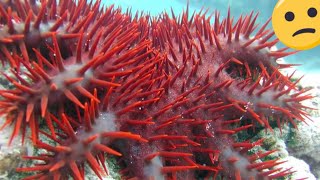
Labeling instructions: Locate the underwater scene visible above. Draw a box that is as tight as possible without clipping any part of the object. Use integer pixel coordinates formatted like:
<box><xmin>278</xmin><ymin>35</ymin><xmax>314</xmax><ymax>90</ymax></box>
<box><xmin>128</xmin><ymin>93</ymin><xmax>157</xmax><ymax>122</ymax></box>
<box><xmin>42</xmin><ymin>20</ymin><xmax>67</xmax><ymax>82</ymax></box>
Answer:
<box><xmin>0</xmin><ymin>0</ymin><xmax>320</xmax><ymax>179</ymax></box>
<box><xmin>104</xmin><ymin>0</ymin><xmax>320</xmax><ymax>86</ymax></box>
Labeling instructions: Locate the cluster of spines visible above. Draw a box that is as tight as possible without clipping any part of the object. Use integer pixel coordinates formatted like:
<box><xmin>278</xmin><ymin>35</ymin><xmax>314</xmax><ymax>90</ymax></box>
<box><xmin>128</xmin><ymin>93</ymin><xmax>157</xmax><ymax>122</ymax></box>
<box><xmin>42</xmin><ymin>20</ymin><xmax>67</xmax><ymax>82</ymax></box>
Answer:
<box><xmin>16</xmin><ymin>94</ymin><xmax>148</xmax><ymax>180</ymax></box>
<box><xmin>0</xmin><ymin>0</ymin><xmax>314</xmax><ymax>179</ymax></box>
<box><xmin>0</xmin><ymin>0</ymin><xmax>154</xmax><ymax>145</ymax></box>
<box><xmin>149</xmin><ymin>6</ymin><xmax>313</xmax><ymax>129</ymax></box>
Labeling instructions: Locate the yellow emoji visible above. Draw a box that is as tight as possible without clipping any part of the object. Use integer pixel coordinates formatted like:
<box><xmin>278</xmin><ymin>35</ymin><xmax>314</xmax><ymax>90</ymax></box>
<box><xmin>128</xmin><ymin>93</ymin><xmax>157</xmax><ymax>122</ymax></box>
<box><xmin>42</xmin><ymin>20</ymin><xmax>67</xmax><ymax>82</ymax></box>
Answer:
<box><xmin>272</xmin><ymin>0</ymin><xmax>320</xmax><ymax>50</ymax></box>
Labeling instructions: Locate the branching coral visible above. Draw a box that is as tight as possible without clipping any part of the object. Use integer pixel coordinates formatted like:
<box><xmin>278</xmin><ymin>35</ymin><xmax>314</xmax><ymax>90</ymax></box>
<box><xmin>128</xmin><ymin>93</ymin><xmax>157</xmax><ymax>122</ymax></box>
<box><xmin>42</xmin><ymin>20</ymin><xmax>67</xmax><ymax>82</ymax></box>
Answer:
<box><xmin>0</xmin><ymin>0</ymin><xmax>314</xmax><ymax>179</ymax></box>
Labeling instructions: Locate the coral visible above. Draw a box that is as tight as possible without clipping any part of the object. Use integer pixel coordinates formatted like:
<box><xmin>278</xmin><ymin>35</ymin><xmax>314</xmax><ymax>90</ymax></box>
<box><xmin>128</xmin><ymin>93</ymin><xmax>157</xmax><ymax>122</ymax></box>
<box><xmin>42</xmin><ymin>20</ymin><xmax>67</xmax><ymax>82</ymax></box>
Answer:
<box><xmin>0</xmin><ymin>0</ymin><xmax>314</xmax><ymax>179</ymax></box>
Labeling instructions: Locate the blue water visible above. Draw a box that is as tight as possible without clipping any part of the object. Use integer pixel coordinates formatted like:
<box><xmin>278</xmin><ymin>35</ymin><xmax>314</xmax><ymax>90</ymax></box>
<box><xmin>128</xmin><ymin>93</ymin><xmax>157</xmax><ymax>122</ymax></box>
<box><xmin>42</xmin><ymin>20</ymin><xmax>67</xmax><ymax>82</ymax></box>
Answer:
<box><xmin>102</xmin><ymin>0</ymin><xmax>320</xmax><ymax>74</ymax></box>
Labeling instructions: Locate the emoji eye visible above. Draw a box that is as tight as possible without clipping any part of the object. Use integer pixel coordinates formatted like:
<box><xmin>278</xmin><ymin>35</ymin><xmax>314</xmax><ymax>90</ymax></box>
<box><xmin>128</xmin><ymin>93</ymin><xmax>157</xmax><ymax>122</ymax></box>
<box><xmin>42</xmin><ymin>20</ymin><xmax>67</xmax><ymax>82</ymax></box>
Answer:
<box><xmin>308</xmin><ymin>7</ymin><xmax>317</xmax><ymax>17</ymax></box>
<box><xmin>285</xmin><ymin>11</ymin><xmax>295</xmax><ymax>21</ymax></box>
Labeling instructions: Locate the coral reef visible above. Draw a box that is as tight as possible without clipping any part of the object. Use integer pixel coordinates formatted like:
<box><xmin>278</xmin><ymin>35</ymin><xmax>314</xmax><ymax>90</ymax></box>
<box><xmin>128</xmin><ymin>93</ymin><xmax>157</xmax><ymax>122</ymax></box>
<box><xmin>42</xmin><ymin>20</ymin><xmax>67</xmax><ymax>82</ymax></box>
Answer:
<box><xmin>0</xmin><ymin>0</ymin><xmax>314</xmax><ymax>179</ymax></box>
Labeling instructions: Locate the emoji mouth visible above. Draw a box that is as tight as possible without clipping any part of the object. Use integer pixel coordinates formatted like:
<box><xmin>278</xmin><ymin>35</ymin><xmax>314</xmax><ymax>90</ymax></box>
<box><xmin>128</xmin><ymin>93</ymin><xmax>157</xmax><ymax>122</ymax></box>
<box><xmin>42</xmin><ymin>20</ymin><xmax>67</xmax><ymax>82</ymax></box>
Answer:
<box><xmin>292</xmin><ymin>28</ymin><xmax>316</xmax><ymax>37</ymax></box>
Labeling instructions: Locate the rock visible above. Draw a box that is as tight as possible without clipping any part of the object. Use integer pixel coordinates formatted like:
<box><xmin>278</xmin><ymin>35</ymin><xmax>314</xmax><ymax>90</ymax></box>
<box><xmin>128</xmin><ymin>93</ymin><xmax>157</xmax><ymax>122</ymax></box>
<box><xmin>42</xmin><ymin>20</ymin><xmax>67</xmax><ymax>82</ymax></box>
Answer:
<box><xmin>0</xmin><ymin>123</ymin><xmax>33</xmax><ymax>179</ymax></box>
<box><xmin>285</xmin><ymin>118</ymin><xmax>320</xmax><ymax>178</ymax></box>
<box><xmin>277</xmin><ymin>156</ymin><xmax>316</xmax><ymax>180</ymax></box>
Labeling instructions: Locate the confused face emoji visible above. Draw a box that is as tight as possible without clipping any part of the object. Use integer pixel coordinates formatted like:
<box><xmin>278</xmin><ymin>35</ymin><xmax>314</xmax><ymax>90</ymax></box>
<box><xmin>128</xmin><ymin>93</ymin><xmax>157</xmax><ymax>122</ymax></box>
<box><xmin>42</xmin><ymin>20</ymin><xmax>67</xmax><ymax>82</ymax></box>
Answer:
<box><xmin>272</xmin><ymin>0</ymin><xmax>320</xmax><ymax>50</ymax></box>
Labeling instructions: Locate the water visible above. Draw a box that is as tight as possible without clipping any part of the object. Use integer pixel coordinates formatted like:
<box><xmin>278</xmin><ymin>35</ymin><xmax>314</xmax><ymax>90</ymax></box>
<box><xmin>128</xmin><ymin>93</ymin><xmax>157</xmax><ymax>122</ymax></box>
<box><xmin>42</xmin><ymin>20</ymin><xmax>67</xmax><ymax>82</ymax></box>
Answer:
<box><xmin>102</xmin><ymin>0</ymin><xmax>320</xmax><ymax>75</ymax></box>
